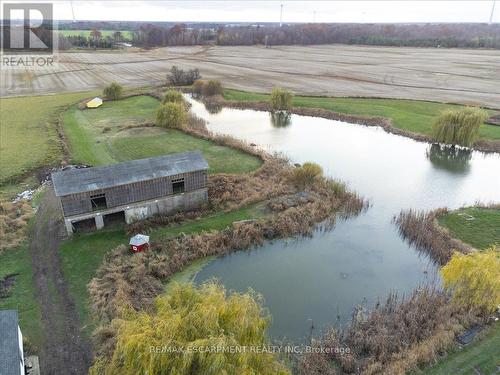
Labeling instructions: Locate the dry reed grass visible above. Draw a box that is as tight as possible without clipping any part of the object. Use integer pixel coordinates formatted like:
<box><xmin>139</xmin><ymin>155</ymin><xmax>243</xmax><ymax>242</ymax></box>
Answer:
<box><xmin>299</xmin><ymin>288</ymin><xmax>478</xmax><ymax>375</ymax></box>
<box><xmin>393</xmin><ymin>208</ymin><xmax>473</xmax><ymax>265</ymax></box>
<box><xmin>0</xmin><ymin>200</ymin><xmax>33</xmax><ymax>252</ymax></box>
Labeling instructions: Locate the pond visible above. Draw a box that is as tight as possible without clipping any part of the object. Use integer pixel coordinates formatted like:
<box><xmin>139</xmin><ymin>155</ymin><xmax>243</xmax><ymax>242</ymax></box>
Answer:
<box><xmin>187</xmin><ymin>96</ymin><xmax>500</xmax><ymax>342</ymax></box>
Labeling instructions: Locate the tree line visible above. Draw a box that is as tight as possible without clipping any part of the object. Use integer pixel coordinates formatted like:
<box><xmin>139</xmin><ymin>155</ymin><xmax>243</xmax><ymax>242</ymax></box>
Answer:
<box><xmin>131</xmin><ymin>23</ymin><xmax>500</xmax><ymax>49</ymax></box>
<box><xmin>14</xmin><ymin>22</ymin><xmax>499</xmax><ymax>50</ymax></box>
<box><xmin>215</xmin><ymin>23</ymin><xmax>500</xmax><ymax>49</ymax></box>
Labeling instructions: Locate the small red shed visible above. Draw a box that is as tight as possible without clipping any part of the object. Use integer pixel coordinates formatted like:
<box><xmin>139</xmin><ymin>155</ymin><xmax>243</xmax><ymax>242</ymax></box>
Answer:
<box><xmin>129</xmin><ymin>234</ymin><xmax>150</xmax><ymax>253</ymax></box>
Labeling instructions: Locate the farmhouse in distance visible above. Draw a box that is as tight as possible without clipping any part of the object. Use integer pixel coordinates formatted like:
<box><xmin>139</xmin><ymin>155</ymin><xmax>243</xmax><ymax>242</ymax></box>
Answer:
<box><xmin>52</xmin><ymin>151</ymin><xmax>209</xmax><ymax>235</ymax></box>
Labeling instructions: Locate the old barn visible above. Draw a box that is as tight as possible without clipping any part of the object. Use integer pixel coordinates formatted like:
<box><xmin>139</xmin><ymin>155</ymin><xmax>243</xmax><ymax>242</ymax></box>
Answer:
<box><xmin>52</xmin><ymin>151</ymin><xmax>208</xmax><ymax>235</ymax></box>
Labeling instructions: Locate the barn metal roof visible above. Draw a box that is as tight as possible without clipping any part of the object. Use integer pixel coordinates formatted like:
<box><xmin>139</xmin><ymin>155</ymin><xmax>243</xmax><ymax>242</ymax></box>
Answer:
<box><xmin>52</xmin><ymin>151</ymin><xmax>208</xmax><ymax>197</ymax></box>
<box><xmin>0</xmin><ymin>310</ymin><xmax>22</xmax><ymax>375</ymax></box>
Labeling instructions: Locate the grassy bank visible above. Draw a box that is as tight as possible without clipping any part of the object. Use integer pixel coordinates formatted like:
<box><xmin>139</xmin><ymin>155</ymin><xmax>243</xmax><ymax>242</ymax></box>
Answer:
<box><xmin>416</xmin><ymin>207</ymin><xmax>500</xmax><ymax>374</ymax></box>
<box><xmin>418</xmin><ymin>323</ymin><xmax>500</xmax><ymax>375</ymax></box>
<box><xmin>63</xmin><ymin>95</ymin><xmax>261</xmax><ymax>174</ymax></box>
<box><xmin>438</xmin><ymin>207</ymin><xmax>500</xmax><ymax>250</ymax></box>
<box><xmin>223</xmin><ymin>90</ymin><xmax>500</xmax><ymax>141</ymax></box>
<box><xmin>0</xmin><ymin>91</ymin><xmax>97</xmax><ymax>185</ymax></box>
<box><xmin>0</xmin><ymin>241</ymin><xmax>43</xmax><ymax>347</ymax></box>
<box><xmin>59</xmin><ymin>204</ymin><xmax>266</xmax><ymax>336</ymax></box>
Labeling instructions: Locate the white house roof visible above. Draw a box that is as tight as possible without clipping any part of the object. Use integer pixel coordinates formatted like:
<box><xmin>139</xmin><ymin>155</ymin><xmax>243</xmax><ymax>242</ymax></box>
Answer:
<box><xmin>0</xmin><ymin>310</ymin><xmax>22</xmax><ymax>375</ymax></box>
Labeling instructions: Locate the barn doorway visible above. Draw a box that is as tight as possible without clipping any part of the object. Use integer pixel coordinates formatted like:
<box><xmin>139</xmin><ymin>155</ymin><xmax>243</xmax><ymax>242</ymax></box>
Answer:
<box><xmin>103</xmin><ymin>211</ymin><xmax>125</xmax><ymax>228</ymax></box>
<box><xmin>172</xmin><ymin>178</ymin><xmax>185</xmax><ymax>194</ymax></box>
<box><xmin>90</xmin><ymin>193</ymin><xmax>107</xmax><ymax>210</ymax></box>
<box><xmin>72</xmin><ymin>218</ymin><xmax>97</xmax><ymax>233</ymax></box>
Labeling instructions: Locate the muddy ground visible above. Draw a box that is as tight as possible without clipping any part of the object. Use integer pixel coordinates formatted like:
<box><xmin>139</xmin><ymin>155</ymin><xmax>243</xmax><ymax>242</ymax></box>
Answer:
<box><xmin>30</xmin><ymin>187</ymin><xmax>92</xmax><ymax>375</ymax></box>
<box><xmin>1</xmin><ymin>45</ymin><xmax>499</xmax><ymax>108</ymax></box>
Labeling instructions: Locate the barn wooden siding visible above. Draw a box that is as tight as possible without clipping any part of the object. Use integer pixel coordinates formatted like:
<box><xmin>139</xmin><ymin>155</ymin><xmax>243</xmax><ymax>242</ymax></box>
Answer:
<box><xmin>60</xmin><ymin>170</ymin><xmax>207</xmax><ymax>217</ymax></box>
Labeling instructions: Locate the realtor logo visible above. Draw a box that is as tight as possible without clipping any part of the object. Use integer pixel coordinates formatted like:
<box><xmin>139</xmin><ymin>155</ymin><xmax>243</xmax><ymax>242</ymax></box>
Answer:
<box><xmin>1</xmin><ymin>2</ymin><xmax>56</xmax><ymax>67</ymax></box>
<box><xmin>2</xmin><ymin>2</ymin><xmax>53</xmax><ymax>51</ymax></box>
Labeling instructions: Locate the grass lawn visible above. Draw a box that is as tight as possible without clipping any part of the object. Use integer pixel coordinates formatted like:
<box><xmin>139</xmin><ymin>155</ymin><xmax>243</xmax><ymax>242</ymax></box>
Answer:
<box><xmin>0</xmin><ymin>91</ymin><xmax>97</xmax><ymax>184</ymax></box>
<box><xmin>57</xmin><ymin>30</ymin><xmax>133</xmax><ymax>40</ymax></box>
<box><xmin>1</xmin><ymin>92</ymin><xmax>263</xmax><ymax>348</ymax></box>
<box><xmin>416</xmin><ymin>324</ymin><xmax>500</xmax><ymax>375</ymax></box>
<box><xmin>437</xmin><ymin>208</ymin><xmax>500</xmax><ymax>250</ymax></box>
<box><xmin>223</xmin><ymin>90</ymin><xmax>500</xmax><ymax>141</ymax></box>
<box><xmin>0</xmin><ymin>242</ymin><xmax>43</xmax><ymax>348</ymax></box>
<box><xmin>63</xmin><ymin>95</ymin><xmax>261</xmax><ymax>174</ymax></box>
<box><xmin>59</xmin><ymin>204</ymin><xmax>266</xmax><ymax>336</ymax></box>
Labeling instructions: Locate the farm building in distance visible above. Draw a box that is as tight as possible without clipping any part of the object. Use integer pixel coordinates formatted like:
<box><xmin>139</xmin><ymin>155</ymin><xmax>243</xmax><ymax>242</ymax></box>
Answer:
<box><xmin>52</xmin><ymin>151</ymin><xmax>208</xmax><ymax>235</ymax></box>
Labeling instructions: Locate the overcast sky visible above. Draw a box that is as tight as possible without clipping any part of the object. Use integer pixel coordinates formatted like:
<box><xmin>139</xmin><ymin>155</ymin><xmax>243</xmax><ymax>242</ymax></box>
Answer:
<box><xmin>5</xmin><ymin>1</ymin><xmax>500</xmax><ymax>23</ymax></box>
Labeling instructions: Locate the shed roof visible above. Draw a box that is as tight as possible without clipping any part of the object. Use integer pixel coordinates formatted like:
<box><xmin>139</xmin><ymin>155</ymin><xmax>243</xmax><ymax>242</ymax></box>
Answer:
<box><xmin>0</xmin><ymin>310</ymin><xmax>22</xmax><ymax>375</ymax></box>
<box><xmin>86</xmin><ymin>97</ymin><xmax>103</xmax><ymax>108</ymax></box>
<box><xmin>130</xmin><ymin>234</ymin><xmax>150</xmax><ymax>246</ymax></box>
<box><xmin>52</xmin><ymin>151</ymin><xmax>208</xmax><ymax>197</ymax></box>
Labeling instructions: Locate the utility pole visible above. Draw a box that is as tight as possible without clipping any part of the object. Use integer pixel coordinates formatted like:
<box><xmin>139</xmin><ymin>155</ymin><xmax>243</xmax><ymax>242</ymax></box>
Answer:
<box><xmin>490</xmin><ymin>0</ymin><xmax>496</xmax><ymax>24</ymax></box>
<box><xmin>280</xmin><ymin>3</ymin><xmax>283</xmax><ymax>27</ymax></box>
<box><xmin>70</xmin><ymin>0</ymin><xmax>76</xmax><ymax>22</ymax></box>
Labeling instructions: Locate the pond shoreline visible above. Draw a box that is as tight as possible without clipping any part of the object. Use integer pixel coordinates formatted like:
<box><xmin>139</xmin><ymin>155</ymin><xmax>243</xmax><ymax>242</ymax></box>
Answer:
<box><xmin>394</xmin><ymin>203</ymin><xmax>500</xmax><ymax>265</ymax></box>
<box><xmin>201</xmin><ymin>95</ymin><xmax>500</xmax><ymax>154</ymax></box>
<box><xmin>87</xmin><ymin>94</ymin><xmax>368</xmax><ymax>370</ymax></box>
<box><xmin>393</xmin><ymin>208</ymin><xmax>475</xmax><ymax>265</ymax></box>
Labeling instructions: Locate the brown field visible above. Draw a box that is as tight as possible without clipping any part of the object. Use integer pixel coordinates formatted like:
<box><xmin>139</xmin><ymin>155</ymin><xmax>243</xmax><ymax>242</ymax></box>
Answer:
<box><xmin>1</xmin><ymin>44</ymin><xmax>499</xmax><ymax>108</ymax></box>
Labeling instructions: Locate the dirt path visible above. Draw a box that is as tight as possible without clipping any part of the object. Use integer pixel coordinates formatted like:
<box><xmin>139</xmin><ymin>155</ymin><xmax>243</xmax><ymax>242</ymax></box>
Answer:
<box><xmin>30</xmin><ymin>187</ymin><xmax>92</xmax><ymax>375</ymax></box>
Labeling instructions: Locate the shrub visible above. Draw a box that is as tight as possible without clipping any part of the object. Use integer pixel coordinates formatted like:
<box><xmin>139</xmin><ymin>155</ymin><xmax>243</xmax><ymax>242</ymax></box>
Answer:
<box><xmin>270</xmin><ymin>88</ymin><xmax>294</xmax><ymax>111</ymax></box>
<box><xmin>290</xmin><ymin>162</ymin><xmax>323</xmax><ymax>189</ymax></box>
<box><xmin>167</xmin><ymin>66</ymin><xmax>201</xmax><ymax>85</ymax></box>
<box><xmin>162</xmin><ymin>89</ymin><xmax>184</xmax><ymax>104</ymax></box>
<box><xmin>441</xmin><ymin>246</ymin><xmax>500</xmax><ymax>313</ymax></box>
<box><xmin>190</xmin><ymin>79</ymin><xmax>223</xmax><ymax>97</ymax></box>
<box><xmin>90</xmin><ymin>282</ymin><xmax>290</xmax><ymax>375</ymax></box>
<box><xmin>328</xmin><ymin>180</ymin><xmax>347</xmax><ymax>196</ymax></box>
<box><xmin>432</xmin><ymin>107</ymin><xmax>487</xmax><ymax>147</ymax></box>
<box><xmin>155</xmin><ymin>102</ymin><xmax>186</xmax><ymax>128</ymax></box>
<box><xmin>203</xmin><ymin>80</ymin><xmax>223</xmax><ymax>96</ymax></box>
<box><xmin>103</xmin><ymin>82</ymin><xmax>123</xmax><ymax>100</ymax></box>
<box><xmin>192</xmin><ymin>79</ymin><xmax>205</xmax><ymax>96</ymax></box>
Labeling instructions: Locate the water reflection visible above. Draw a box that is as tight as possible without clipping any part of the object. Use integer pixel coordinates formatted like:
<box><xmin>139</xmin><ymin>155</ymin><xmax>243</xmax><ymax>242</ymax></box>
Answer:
<box><xmin>185</xmin><ymin>95</ymin><xmax>500</xmax><ymax>341</ymax></box>
<box><xmin>270</xmin><ymin>111</ymin><xmax>292</xmax><ymax>127</ymax></box>
<box><xmin>203</xmin><ymin>101</ymin><xmax>223</xmax><ymax>114</ymax></box>
<box><xmin>426</xmin><ymin>144</ymin><xmax>472</xmax><ymax>174</ymax></box>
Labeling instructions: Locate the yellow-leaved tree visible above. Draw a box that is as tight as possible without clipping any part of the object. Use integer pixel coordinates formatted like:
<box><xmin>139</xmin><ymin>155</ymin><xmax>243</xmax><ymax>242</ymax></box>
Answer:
<box><xmin>90</xmin><ymin>282</ymin><xmax>290</xmax><ymax>375</ymax></box>
<box><xmin>441</xmin><ymin>246</ymin><xmax>500</xmax><ymax>313</ymax></box>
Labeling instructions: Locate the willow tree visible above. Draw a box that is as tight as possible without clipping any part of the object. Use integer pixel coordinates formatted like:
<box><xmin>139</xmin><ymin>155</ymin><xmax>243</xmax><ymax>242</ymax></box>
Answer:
<box><xmin>270</xmin><ymin>88</ymin><xmax>294</xmax><ymax>111</ymax></box>
<box><xmin>441</xmin><ymin>246</ymin><xmax>500</xmax><ymax>313</ymax></box>
<box><xmin>103</xmin><ymin>82</ymin><xmax>123</xmax><ymax>100</ymax></box>
<box><xmin>156</xmin><ymin>102</ymin><xmax>186</xmax><ymax>128</ymax></box>
<box><xmin>90</xmin><ymin>282</ymin><xmax>290</xmax><ymax>375</ymax></box>
<box><xmin>162</xmin><ymin>89</ymin><xmax>184</xmax><ymax>104</ymax></box>
<box><xmin>431</xmin><ymin>107</ymin><xmax>487</xmax><ymax>147</ymax></box>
